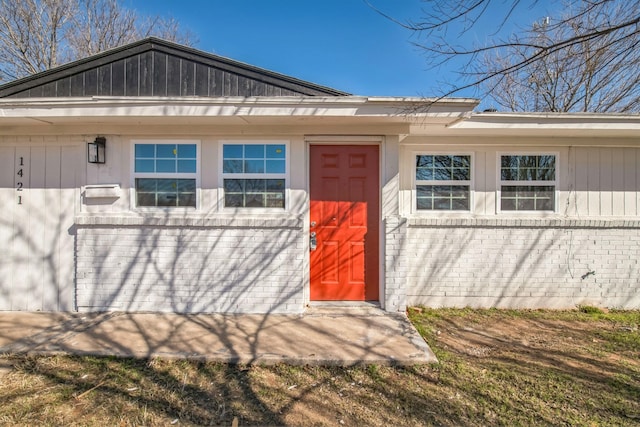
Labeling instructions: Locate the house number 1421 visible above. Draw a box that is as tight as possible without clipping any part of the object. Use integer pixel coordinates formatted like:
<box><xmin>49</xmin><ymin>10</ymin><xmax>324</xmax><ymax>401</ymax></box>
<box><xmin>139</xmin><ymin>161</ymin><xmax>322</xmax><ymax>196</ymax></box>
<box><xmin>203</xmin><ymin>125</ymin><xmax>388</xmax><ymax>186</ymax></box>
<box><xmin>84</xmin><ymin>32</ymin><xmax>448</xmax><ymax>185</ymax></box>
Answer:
<box><xmin>16</xmin><ymin>156</ymin><xmax>24</xmax><ymax>205</ymax></box>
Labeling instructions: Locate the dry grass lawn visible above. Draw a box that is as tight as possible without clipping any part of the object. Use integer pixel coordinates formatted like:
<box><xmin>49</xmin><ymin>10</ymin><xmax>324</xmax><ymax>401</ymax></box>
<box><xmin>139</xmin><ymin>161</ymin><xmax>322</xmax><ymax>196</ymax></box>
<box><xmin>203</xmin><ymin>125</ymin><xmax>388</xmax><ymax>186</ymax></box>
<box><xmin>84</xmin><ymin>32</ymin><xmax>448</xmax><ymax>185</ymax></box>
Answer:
<box><xmin>0</xmin><ymin>307</ymin><xmax>638</xmax><ymax>426</ymax></box>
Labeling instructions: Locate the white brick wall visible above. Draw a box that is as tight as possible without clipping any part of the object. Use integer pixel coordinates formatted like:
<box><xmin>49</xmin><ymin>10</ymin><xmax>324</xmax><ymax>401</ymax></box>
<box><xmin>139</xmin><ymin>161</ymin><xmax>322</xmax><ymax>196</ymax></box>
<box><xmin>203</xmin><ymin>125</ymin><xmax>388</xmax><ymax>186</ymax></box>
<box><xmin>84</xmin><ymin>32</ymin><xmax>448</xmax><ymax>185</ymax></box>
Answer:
<box><xmin>76</xmin><ymin>222</ymin><xmax>305</xmax><ymax>314</ymax></box>
<box><xmin>391</xmin><ymin>218</ymin><xmax>640</xmax><ymax>310</ymax></box>
<box><xmin>384</xmin><ymin>216</ymin><xmax>408</xmax><ymax>312</ymax></box>
<box><xmin>76</xmin><ymin>216</ymin><xmax>640</xmax><ymax>313</ymax></box>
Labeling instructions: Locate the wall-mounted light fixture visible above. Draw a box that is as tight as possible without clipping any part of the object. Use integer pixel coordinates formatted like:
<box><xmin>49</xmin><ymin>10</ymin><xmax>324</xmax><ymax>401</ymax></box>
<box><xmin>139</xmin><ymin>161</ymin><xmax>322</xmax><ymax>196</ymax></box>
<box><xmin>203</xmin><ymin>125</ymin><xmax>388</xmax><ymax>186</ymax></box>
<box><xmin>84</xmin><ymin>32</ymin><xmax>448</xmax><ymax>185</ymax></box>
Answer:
<box><xmin>88</xmin><ymin>136</ymin><xmax>106</xmax><ymax>164</ymax></box>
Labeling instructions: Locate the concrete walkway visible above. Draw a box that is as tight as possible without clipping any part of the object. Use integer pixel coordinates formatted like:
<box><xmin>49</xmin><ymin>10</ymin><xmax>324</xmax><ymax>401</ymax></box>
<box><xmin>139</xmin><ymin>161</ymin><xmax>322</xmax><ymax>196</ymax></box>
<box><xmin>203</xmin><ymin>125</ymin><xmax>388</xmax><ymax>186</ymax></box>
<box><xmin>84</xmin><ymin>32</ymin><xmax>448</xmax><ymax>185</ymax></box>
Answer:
<box><xmin>0</xmin><ymin>307</ymin><xmax>436</xmax><ymax>366</ymax></box>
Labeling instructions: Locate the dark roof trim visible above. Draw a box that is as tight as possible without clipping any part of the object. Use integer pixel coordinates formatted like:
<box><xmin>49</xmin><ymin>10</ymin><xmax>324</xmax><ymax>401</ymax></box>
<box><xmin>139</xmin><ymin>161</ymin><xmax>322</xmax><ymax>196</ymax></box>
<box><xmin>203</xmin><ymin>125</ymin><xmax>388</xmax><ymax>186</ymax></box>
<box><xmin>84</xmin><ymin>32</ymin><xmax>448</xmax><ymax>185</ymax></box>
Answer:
<box><xmin>0</xmin><ymin>37</ymin><xmax>350</xmax><ymax>97</ymax></box>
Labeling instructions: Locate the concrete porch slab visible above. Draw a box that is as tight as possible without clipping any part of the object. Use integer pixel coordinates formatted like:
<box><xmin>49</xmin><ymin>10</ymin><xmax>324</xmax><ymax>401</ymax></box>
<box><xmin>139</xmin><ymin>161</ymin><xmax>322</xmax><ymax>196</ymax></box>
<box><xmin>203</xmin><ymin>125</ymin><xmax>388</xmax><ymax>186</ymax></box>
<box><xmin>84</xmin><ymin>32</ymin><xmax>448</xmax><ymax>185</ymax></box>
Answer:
<box><xmin>0</xmin><ymin>308</ymin><xmax>437</xmax><ymax>366</ymax></box>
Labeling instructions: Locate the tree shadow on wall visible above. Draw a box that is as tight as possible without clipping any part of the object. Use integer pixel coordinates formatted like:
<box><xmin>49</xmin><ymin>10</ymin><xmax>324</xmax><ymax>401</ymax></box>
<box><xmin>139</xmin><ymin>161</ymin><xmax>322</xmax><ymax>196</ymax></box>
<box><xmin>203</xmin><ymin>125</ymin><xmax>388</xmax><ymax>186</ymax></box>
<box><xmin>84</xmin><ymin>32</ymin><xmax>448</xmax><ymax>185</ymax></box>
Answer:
<box><xmin>0</xmin><ymin>206</ymin><xmax>420</xmax><ymax>425</ymax></box>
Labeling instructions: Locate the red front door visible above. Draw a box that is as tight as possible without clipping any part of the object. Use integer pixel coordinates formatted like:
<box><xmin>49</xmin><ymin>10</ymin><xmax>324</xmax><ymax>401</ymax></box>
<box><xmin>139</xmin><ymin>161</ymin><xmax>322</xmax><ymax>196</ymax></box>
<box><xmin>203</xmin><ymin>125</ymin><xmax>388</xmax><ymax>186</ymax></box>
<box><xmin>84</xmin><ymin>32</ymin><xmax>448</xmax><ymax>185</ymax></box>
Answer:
<box><xmin>309</xmin><ymin>145</ymin><xmax>379</xmax><ymax>301</ymax></box>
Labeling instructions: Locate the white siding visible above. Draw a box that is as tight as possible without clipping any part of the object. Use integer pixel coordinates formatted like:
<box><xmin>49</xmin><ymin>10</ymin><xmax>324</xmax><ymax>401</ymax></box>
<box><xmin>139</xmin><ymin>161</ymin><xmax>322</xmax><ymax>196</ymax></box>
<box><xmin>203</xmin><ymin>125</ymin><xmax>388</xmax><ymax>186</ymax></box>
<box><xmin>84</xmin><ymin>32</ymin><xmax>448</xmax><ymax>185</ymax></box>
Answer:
<box><xmin>0</xmin><ymin>146</ymin><xmax>16</xmax><ymax>310</ymax></box>
<box><xmin>600</xmin><ymin>148</ymin><xmax>613</xmax><ymax>216</ymax></box>
<box><xmin>572</xmin><ymin>147</ymin><xmax>640</xmax><ymax>217</ymax></box>
<box><xmin>474</xmin><ymin>151</ymin><xmax>487</xmax><ymax>215</ymax></box>
<box><xmin>12</xmin><ymin>145</ymin><xmax>31</xmax><ymax>310</ymax></box>
<box><xmin>573</xmin><ymin>147</ymin><xmax>588</xmax><ymax>215</ymax></box>
<box><xmin>0</xmin><ymin>140</ymin><xmax>79</xmax><ymax>311</ymax></box>
<box><xmin>623</xmin><ymin>148</ymin><xmax>637</xmax><ymax>215</ymax></box>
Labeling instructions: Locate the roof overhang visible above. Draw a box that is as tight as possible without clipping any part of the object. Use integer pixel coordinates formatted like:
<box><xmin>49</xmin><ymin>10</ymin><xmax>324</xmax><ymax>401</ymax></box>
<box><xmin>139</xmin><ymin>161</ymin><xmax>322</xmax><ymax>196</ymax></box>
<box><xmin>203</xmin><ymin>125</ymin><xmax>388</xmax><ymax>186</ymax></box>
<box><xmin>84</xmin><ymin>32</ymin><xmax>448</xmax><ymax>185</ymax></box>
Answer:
<box><xmin>416</xmin><ymin>111</ymin><xmax>640</xmax><ymax>138</ymax></box>
<box><xmin>6</xmin><ymin>98</ymin><xmax>636</xmax><ymax>139</ymax></box>
<box><xmin>0</xmin><ymin>96</ymin><xmax>478</xmax><ymax>129</ymax></box>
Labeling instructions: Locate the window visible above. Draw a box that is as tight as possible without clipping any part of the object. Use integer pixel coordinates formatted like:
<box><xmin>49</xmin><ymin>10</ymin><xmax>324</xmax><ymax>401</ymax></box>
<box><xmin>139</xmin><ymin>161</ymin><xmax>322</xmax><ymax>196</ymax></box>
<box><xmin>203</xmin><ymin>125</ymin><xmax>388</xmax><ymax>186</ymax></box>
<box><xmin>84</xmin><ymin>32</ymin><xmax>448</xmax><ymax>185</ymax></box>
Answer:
<box><xmin>133</xmin><ymin>142</ymin><xmax>197</xmax><ymax>207</ymax></box>
<box><xmin>499</xmin><ymin>154</ymin><xmax>556</xmax><ymax>211</ymax></box>
<box><xmin>222</xmin><ymin>143</ymin><xmax>287</xmax><ymax>208</ymax></box>
<box><xmin>415</xmin><ymin>154</ymin><xmax>471</xmax><ymax>211</ymax></box>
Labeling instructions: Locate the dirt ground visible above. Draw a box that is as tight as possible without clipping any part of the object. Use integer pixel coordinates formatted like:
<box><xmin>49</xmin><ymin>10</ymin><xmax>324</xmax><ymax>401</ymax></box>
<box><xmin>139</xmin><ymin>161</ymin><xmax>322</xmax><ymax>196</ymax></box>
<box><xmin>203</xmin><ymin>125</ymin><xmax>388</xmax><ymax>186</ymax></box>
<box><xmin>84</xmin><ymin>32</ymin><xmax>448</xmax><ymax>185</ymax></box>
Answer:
<box><xmin>404</xmin><ymin>308</ymin><xmax>640</xmax><ymax>426</ymax></box>
<box><xmin>423</xmin><ymin>308</ymin><xmax>638</xmax><ymax>367</ymax></box>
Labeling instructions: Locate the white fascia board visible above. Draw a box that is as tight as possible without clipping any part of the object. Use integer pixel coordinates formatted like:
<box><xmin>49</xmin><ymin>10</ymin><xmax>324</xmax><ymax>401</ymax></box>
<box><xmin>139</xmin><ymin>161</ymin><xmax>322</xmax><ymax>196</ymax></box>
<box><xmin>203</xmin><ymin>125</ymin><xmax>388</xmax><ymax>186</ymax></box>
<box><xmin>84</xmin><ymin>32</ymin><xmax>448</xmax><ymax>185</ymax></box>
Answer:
<box><xmin>456</xmin><ymin>111</ymin><xmax>640</xmax><ymax>129</ymax></box>
<box><xmin>414</xmin><ymin>111</ymin><xmax>640</xmax><ymax>137</ymax></box>
<box><xmin>0</xmin><ymin>96</ymin><xmax>478</xmax><ymax>125</ymax></box>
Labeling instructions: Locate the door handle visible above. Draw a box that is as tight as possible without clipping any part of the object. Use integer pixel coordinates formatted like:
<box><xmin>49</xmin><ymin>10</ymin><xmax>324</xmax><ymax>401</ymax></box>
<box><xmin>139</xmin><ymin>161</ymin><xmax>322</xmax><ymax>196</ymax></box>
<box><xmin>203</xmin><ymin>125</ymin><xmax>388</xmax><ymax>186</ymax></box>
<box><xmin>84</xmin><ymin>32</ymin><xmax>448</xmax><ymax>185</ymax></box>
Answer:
<box><xmin>310</xmin><ymin>232</ymin><xmax>317</xmax><ymax>251</ymax></box>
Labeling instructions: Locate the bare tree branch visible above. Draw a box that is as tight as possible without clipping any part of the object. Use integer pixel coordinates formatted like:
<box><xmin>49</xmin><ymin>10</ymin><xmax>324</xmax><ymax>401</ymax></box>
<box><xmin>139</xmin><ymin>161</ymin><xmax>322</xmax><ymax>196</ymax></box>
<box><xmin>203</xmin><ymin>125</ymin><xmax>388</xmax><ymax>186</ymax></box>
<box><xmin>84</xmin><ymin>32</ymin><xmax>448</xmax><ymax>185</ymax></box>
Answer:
<box><xmin>0</xmin><ymin>0</ymin><xmax>198</xmax><ymax>82</ymax></box>
<box><xmin>369</xmin><ymin>0</ymin><xmax>640</xmax><ymax>112</ymax></box>
<box><xmin>480</xmin><ymin>1</ymin><xmax>640</xmax><ymax>111</ymax></box>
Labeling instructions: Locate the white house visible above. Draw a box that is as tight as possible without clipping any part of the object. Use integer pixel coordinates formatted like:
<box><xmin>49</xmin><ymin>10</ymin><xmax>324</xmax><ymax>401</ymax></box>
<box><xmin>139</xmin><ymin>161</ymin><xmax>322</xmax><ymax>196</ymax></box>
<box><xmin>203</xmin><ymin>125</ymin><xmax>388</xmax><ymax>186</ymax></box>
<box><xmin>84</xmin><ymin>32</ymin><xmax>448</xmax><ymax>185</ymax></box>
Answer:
<box><xmin>1</xmin><ymin>38</ymin><xmax>639</xmax><ymax>313</ymax></box>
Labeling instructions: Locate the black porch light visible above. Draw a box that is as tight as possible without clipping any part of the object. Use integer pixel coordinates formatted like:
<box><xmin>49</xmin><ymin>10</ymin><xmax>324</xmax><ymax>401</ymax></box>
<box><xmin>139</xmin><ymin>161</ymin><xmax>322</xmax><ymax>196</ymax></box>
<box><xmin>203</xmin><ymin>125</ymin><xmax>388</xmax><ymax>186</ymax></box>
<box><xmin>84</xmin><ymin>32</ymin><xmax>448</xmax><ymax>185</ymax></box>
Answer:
<box><xmin>88</xmin><ymin>136</ymin><xmax>106</xmax><ymax>164</ymax></box>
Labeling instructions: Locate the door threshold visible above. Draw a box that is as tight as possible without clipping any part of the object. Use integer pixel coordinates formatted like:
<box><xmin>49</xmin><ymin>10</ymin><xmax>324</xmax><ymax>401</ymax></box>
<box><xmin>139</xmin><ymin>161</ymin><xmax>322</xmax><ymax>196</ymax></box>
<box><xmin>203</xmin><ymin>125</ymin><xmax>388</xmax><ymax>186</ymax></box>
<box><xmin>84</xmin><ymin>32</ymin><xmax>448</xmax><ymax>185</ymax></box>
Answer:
<box><xmin>305</xmin><ymin>301</ymin><xmax>383</xmax><ymax>316</ymax></box>
<box><xmin>308</xmin><ymin>301</ymin><xmax>380</xmax><ymax>308</ymax></box>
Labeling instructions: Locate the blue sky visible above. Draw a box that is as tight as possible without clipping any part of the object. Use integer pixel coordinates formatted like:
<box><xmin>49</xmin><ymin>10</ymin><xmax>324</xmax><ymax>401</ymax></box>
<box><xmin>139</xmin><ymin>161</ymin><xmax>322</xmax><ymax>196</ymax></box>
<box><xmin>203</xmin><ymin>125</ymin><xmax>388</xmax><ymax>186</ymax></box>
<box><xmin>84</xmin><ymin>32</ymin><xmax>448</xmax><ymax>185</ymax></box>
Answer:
<box><xmin>127</xmin><ymin>1</ymin><xmax>555</xmax><ymax>99</ymax></box>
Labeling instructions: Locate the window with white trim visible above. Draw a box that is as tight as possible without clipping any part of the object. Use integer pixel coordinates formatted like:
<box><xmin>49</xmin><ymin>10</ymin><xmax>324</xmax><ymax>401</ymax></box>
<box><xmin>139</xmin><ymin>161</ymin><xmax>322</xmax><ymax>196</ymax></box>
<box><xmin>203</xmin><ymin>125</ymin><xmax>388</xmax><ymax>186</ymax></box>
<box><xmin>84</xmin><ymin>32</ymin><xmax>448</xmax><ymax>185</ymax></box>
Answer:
<box><xmin>499</xmin><ymin>154</ymin><xmax>556</xmax><ymax>211</ymax></box>
<box><xmin>222</xmin><ymin>143</ymin><xmax>287</xmax><ymax>208</ymax></box>
<box><xmin>415</xmin><ymin>154</ymin><xmax>471</xmax><ymax>211</ymax></box>
<box><xmin>133</xmin><ymin>142</ymin><xmax>197</xmax><ymax>207</ymax></box>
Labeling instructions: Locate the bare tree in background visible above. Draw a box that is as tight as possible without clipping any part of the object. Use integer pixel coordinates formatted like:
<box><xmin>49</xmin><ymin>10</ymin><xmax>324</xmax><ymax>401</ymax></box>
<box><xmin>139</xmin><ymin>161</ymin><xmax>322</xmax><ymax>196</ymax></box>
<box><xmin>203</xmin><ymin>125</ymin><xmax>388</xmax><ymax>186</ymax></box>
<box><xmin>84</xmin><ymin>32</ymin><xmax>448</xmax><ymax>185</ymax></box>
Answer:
<box><xmin>480</xmin><ymin>1</ymin><xmax>640</xmax><ymax>112</ymax></box>
<box><xmin>0</xmin><ymin>0</ymin><xmax>73</xmax><ymax>79</ymax></box>
<box><xmin>0</xmin><ymin>0</ymin><xmax>197</xmax><ymax>82</ymax></box>
<box><xmin>370</xmin><ymin>0</ymin><xmax>640</xmax><ymax>112</ymax></box>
